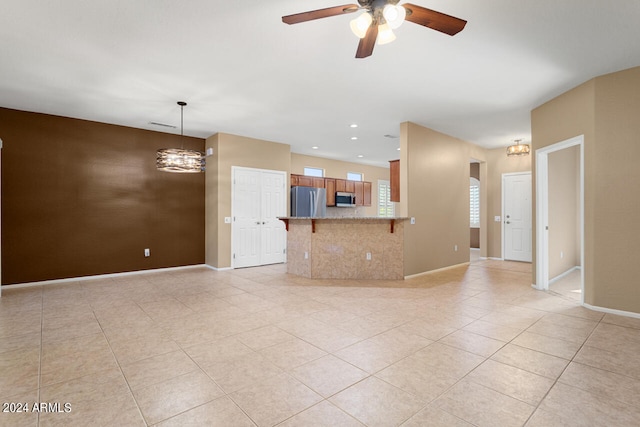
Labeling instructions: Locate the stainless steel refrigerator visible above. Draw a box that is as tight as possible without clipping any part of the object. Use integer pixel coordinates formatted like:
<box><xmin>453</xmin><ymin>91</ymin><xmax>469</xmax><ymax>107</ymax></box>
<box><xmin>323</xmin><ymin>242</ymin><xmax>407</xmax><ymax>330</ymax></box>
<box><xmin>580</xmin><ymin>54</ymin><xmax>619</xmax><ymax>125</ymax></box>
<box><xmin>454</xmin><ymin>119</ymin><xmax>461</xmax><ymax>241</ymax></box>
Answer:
<box><xmin>291</xmin><ymin>186</ymin><xmax>326</xmax><ymax>217</ymax></box>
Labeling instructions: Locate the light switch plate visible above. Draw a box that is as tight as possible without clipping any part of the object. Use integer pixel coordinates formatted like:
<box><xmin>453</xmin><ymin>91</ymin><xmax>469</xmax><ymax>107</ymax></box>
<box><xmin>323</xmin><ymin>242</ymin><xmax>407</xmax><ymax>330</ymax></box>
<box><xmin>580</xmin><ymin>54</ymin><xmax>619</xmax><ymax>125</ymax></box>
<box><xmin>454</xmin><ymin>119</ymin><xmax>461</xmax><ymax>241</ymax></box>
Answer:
<box><xmin>494</xmin><ymin>216</ymin><xmax>501</xmax><ymax>222</ymax></box>
<box><xmin>410</xmin><ymin>217</ymin><xmax>416</xmax><ymax>224</ymax></box>
<box><xmin>224</xmin><ymin>217</ymin><xmax>231</xmax><ymax>223</ymax></box>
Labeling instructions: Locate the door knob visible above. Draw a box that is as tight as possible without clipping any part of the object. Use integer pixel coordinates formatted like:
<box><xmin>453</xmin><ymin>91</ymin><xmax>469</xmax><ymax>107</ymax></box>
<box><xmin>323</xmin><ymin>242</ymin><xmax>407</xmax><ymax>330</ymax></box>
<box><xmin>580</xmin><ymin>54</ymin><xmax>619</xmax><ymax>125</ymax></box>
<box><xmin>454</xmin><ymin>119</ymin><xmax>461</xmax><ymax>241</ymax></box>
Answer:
<box><xmin>506</xmin><ymin>221</ymin><xmax>511</xmax><ymax>224</ymax></box>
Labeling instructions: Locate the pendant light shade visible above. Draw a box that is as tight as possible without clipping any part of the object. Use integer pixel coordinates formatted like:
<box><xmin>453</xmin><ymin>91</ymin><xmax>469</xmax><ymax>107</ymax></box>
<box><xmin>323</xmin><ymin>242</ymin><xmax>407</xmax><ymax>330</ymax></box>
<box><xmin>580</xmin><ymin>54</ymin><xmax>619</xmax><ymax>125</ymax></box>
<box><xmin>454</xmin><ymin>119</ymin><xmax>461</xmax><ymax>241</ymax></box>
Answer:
<box><xmin>350</xmin><ymin>12</ymin><xmax>373</xmax><ymax>39</ymax></box>
<box><xmin>156</xmin><ymin>102</ymin><xmax>205</xmax><ymax>173</ymax></box>
<box><xmin>506</xmin><ymin>139</ymin><xmax>530</xmax><ymax>156</ymax></box>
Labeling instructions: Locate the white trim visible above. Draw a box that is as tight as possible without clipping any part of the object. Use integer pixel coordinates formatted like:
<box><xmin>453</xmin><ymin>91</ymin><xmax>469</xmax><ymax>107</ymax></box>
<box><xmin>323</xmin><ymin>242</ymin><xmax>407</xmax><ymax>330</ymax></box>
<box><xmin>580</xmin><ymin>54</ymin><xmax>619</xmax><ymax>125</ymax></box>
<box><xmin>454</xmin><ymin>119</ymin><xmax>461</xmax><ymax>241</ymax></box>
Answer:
<box><xmin>231</xmin><ymin>166</ymin><xmax>287</xmax><ymax>269</ymax></box>
<box><xmin>489</xmin><ymin>257</ymin><xmax>504</xmax><ymax>261</ymax></box>
<box><xmin>534</xmin><ymin>135</ymin><xmax>584</xmax><ymax>304</ymax></box>
<box><xmin>583</xmin><ymin>303</ymin><xmax>640</xmax><ymax>319</ymax></box>
<box><xmin>549</xmin><ymin>265</ymin><xmax>581</xmax><ymax>285</ymax></box>
<box><xmin>501</xmin><ymin>171</ymin><xmax>532</xmax><ymax>261</ymax></box>
<box><xmin>3</xmin><ymin>264</ymin><xmax>208</xmax><ymax>289</ymax></box>
<box><xmin>404</xmin><ymin>262</ymin><xmax>469</xmax><ymax>279</ymax></box>
<box><xmin>204</xmin><ymin>264</ymin><xmax>233</xmax><ymax>271</ymax></box>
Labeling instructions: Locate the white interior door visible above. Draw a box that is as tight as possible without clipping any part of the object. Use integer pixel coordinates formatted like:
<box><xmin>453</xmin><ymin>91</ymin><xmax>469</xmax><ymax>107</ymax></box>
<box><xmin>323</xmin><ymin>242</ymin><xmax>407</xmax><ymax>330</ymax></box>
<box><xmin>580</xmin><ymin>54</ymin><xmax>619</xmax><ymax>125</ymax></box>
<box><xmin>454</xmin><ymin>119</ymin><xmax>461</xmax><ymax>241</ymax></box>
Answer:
<box><xmin>503</xmin><ymin>172</ymin><xmax>532</xmax><ymax>262</ymax></box>
<box><xmin>233</xmin><ymin>167</ymin><xmax>286</xmax><ymax>268</ymax></box>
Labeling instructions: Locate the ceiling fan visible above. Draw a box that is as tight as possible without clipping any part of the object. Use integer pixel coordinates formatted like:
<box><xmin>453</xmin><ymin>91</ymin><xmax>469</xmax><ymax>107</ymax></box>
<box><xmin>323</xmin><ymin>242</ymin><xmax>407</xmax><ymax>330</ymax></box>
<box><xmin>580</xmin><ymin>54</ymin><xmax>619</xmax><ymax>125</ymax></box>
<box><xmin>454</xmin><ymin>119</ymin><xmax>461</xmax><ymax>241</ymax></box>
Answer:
<box><xmin>282</xmin><ymin>0</ymin><xmax>467</xmax><ymax>58</ymax></box>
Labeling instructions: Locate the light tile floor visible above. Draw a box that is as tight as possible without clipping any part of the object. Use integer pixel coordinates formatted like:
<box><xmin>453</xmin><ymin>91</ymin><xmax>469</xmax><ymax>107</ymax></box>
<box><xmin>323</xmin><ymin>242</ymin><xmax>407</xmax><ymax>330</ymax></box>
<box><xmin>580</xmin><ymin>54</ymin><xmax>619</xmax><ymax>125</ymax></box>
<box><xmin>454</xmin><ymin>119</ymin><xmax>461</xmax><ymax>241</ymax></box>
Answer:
<box><xmin>1</xmin><ymin>260</ymin><xmax>640</xmax><ymax>426</ymax></box>
<box><xmin>549</xmin><ymin>269</ymin><xmax>582</xmax><ymax>302</ymax></box>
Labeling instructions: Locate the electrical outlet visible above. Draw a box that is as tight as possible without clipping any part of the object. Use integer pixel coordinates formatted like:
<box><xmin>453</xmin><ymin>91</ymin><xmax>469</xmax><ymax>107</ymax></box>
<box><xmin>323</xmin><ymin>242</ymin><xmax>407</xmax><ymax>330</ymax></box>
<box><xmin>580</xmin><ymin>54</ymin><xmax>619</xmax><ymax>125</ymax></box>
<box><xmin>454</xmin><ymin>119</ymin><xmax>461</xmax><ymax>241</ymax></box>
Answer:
<box><xmin>410</xmin><ymin>217</ymin><xmax>416</xmax><ymax>224</ymax></box>
<box><xmin>454</xmin><ymin>245</ymin><xmax>458</xmax><ymax>252</ymax></box>
<box><xmin>144</xmin><ymin>248</ymin><xmax>150</xmax><ymax>257</ymax></box>
<box><xmin>304</xmin><ymin>251</ymin><xmax>309</xmax><ymax>259</ymax></box>
<box><xmin>366</xmin><ymin>252</ymin><xmax>372</xmax><ymax>260</ymax></box>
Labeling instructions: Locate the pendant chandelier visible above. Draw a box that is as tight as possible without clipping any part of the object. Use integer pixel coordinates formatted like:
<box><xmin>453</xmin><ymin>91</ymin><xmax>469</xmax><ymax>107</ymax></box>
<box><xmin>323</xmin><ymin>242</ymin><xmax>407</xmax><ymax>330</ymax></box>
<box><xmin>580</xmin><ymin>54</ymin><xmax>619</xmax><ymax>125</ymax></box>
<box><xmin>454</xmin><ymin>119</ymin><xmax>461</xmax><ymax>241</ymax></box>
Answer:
<box><xmin>506</xmin><ymin>139</ymin><xmax>530</xmax><ymax>156</ymax></box>
<box><xmin>156</xmin><ymin>102</ymin><xmax>205</xmax><ymax>173</ymax></box>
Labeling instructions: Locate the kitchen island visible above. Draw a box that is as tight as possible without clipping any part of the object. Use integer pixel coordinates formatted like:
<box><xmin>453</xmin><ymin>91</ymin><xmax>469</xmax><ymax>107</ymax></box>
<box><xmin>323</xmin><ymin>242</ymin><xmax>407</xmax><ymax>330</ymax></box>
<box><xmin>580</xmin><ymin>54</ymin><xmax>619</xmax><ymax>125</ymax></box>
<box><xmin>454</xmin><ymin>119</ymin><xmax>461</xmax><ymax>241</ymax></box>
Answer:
<box><xmin>279</xmin><ymin>217</ymin><xmax>408</xmax><ymax>280</ymax></box>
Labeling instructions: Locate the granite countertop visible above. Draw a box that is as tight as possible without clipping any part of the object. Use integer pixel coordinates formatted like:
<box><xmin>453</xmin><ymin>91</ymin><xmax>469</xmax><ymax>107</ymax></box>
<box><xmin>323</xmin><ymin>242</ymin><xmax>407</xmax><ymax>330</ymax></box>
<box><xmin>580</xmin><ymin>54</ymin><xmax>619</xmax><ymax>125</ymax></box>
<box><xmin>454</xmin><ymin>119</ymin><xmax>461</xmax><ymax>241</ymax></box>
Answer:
<box><xmin>278</xmin><ymin>217</ymin><xmax>409</xmax><ymax>220</ymax></box>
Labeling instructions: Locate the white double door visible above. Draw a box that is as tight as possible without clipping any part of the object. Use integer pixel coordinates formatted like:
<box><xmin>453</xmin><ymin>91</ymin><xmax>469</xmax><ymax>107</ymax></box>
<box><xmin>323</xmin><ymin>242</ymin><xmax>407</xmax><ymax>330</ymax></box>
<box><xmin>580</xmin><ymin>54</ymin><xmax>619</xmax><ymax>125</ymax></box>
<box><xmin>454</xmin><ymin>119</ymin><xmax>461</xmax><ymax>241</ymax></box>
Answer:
<box><xmin>503</xmin><ymin>172</ymin><xmax>532</xmax><ymax>262</ymax></box>
<box><xmin>232</xmin><ymin>167</ymin><xmax>287</xmax><ymax>268</ymax></box>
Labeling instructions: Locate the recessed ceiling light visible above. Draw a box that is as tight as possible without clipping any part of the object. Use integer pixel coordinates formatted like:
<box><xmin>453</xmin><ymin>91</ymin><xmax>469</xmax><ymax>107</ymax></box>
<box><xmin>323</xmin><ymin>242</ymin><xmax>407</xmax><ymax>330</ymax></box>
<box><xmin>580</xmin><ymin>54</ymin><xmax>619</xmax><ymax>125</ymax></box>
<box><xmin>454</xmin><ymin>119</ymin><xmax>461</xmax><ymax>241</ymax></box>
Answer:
<box><xmin>312</xmin><ymin>146</ymin><xmax>319</xmax><ymax>149</ymax></box>
<box><xmin>357</xmin><ymin>154</ymin><xmax>364</xmax><ymax>158</ymax></box>
<box><xmin>351</xmin><ymin>136</ymin><xmax>358</xmax><ymax>140</ymax></box>
<box><xmin>350</xmin><ymin>124</ymin><xmax>358</xmax><ymax>128</ymax></box>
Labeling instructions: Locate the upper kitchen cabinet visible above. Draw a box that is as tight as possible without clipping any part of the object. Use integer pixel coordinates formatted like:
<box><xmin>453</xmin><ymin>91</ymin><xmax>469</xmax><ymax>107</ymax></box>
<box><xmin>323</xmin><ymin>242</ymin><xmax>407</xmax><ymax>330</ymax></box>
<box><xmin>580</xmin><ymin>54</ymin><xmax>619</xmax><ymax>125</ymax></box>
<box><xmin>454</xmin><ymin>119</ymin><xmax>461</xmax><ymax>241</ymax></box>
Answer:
<box><xmin>363</xmin><ymin>181</ymin><xmax>372</xmax><ymax>206</ymax></box>
<box><xmin>389</xmin><ymin>160</ymin><xmax>400</xmax><ymax>202</ymax></box>
<box><xmin>325</xmin><ymin>178</ymin><xmax>336</xmax><ymax>206</ymax></box>
<box><xmin>293</xmin><ymin>174</ymin><xmax>370</xmax><ymax>207</ymax></box>
<box><xmin>291</xmin><ymin>174</ymin><xmax>326</xmax><ymax>189</ymax></box>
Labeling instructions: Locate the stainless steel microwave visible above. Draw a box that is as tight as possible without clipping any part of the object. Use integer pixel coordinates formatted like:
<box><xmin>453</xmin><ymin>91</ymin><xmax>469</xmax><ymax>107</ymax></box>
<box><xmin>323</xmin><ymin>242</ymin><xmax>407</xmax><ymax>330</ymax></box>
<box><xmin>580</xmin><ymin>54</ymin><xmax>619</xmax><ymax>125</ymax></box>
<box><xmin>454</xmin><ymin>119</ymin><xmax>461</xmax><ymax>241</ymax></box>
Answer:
<box><xmin>335</xmin><ymin>192</ymin><xmax>356</xmax><ymax>207</ymax></box>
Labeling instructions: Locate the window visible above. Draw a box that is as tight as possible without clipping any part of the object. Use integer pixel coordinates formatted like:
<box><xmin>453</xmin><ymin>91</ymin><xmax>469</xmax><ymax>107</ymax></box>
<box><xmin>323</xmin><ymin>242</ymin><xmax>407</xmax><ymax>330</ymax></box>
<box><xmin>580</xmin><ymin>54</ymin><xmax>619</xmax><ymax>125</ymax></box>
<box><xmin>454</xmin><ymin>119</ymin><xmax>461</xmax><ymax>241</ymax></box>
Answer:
<box><xmin>470</xmin><ymin>177</ymin><xmax>480</xmax><ymax>228</ymax></box>
<box><xmin>378</xmin><ymin>180</ymin><xmax>395</xmax><ymax>217</ymax></box>
<box><xmin>303</xmin><ymin>167</ymin><xmax>324</xmax><ymax>177</ymax></box>
<box><xmin>347</xmin><ymin>172</ymin><xmax>363</xmax><ymax>181</ymax></box>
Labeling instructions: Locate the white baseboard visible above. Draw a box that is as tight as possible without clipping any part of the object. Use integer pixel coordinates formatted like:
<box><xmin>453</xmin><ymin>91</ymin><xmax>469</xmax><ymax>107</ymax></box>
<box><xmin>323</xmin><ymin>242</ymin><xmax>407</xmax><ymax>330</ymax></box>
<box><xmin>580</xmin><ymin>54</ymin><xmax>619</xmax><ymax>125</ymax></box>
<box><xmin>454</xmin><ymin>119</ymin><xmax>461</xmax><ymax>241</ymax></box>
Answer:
<box><xmin>549</xmin><ymin>265</ymin><xmax>581</xmax><ymax>284</ymax></box>
<box><xmin>583</xmin><ymin>303</ymin><xmax>640</xmax><ymax>319</ymax></box>
<box><xmin>204</xmin><ymin>264</ymin><xmax>233</xmax><ymax>271</ymax></box>
<box><xmin>489</xmin><ymin>257</ymin><xmax>504</xmax><ymax>261</ymax></box>
<box><xmin>2</xmin><ymin>264</ymin><xmax>209</xmax><ymax>290</ymax></box>
<box><xmin>405</xmin><ymin>262</ymin><xmax>470</xmax><ymax>280</ymax></box>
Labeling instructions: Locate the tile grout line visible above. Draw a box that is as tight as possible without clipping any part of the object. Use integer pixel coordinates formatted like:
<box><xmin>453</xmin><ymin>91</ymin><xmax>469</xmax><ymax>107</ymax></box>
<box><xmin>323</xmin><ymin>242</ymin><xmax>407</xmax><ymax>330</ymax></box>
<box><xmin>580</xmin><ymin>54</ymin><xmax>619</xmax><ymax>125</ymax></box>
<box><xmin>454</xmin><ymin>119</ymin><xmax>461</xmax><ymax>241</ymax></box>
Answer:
<box><xmin>92</xmin><ymin>300</ymin><xmax>149</xmax><ymax>426</ymax></box>
<box><xmin>520</xmin><ymin>312</ymin><xmax>605</xmax><ymax>426</ymax></box>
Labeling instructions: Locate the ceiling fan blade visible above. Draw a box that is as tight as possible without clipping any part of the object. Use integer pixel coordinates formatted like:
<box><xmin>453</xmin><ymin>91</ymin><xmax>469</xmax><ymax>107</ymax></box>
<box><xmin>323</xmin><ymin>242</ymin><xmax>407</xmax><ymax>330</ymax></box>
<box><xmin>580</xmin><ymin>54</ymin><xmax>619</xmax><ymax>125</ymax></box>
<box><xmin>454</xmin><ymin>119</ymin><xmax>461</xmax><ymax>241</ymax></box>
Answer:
<box><xmin>282</xmin><ymin>4</ymin><xmax>359</xmax><ymax>25</ymax></box>
<box><xmin>355</xmin><ymin>23</ymin><xmax>378</xmax><ymax>58</ymax></box>
<box><xmin>402</xmin><ymin>3</ymin><xmax>467</xmax><ymax>36</ymax></box>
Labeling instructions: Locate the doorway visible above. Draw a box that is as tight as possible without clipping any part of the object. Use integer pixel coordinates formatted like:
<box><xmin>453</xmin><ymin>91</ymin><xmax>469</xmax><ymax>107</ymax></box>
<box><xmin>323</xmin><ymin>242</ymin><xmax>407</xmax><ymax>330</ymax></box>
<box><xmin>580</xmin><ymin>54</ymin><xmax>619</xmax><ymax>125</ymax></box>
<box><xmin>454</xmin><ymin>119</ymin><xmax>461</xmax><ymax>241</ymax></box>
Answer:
<box><xmin>470</xmin><ymin>162</ymin><xmax>480</xmax><ymax>263</ymax></box>
<box><xmin>535</xmin><ymin>135</ymin><xmax>584</xmax><ymax>301</ymax></box>
<box><xmin>232</xmin><ymin>166</ymin><xmax>287</xmax><ymax>268</ymax></box>
<box><xmin>502</xmin><ymin>172</ymin><xmax>532</xmax><ymax>262</ymax></box>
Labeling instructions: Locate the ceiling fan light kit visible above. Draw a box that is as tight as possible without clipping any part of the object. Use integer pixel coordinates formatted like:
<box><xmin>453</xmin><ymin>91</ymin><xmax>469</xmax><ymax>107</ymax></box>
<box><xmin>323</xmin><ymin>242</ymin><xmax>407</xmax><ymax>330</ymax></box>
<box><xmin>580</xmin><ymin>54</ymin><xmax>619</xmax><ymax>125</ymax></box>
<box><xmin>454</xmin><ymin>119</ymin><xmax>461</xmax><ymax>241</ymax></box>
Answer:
<box><xmin>282</xmin><ymin>0</ymin><xmax>467</xmax><ymax>58</ymax></box>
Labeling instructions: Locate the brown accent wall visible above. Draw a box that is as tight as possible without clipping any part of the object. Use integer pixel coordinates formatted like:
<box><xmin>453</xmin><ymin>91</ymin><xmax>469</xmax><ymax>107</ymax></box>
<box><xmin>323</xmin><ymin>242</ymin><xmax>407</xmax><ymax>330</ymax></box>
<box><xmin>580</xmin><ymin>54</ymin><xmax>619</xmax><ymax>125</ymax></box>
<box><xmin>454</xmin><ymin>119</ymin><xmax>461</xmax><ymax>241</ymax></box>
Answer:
<box><xmin>533</xmin><ymin>66</ymin><xmax>640</xmax><ymax>313</ymax></box>
<box><xmin>470</xmin><ymin>162</ymin><xmax>480</xmax><ymax>180</ymax></box>
<box><xmin>1</xmin><ymin>107</ymin><xmax>205</xmax><ymax>284</ymax></box>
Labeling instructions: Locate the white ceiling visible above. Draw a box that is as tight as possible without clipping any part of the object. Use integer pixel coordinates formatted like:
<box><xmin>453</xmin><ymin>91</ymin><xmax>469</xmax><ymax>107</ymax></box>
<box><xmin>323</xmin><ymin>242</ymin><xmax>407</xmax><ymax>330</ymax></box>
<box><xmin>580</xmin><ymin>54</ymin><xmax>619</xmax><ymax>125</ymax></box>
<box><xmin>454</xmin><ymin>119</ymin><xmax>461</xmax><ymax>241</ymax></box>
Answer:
<box><xmin>1</xmin><ymin>0</ymin><xmax>639</xmax><ymax>167</ymax></box>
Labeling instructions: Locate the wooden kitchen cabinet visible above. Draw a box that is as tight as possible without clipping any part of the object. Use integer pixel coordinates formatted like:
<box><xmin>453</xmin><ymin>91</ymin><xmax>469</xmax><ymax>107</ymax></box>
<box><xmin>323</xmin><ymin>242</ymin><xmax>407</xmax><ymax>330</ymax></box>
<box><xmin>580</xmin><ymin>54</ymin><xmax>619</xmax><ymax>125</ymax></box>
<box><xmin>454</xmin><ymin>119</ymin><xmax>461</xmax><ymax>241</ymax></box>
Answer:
<box><xmin>354</xmin><ymin>181</ymin><xmax>364</xmax><ymax>206</ymax></box>
<box><xmin>325</xmin><ymin>178</ymin><xmax>336</xmax><ymax>206</ymax></box>
<box><xmin>344</xmin><ymin>180</ymin><xmax>355</xmax><ymax>193</ymax></box>
<box><xmin>291</xmin><ymin>174</ymin><xmax>325</xmax><ymax>188</ymax></box>
<box><xmin>389</xmin><ymin>160</ymin><xmax>400</xmax><ymax>202</ymax></box>
<box><xmin>312</xmin><ymin>177</ymin><xmax>325</xmax><ymax>188</ymax></box>
<box><xmin>292</xmin><ymin>174</ymin><xmax>370</xmax><ymax>207</ymax></box>
<box><xmin>363</xmin><ymin>181</ymin><xmax>372</xmax><ymax>206</ymax></box>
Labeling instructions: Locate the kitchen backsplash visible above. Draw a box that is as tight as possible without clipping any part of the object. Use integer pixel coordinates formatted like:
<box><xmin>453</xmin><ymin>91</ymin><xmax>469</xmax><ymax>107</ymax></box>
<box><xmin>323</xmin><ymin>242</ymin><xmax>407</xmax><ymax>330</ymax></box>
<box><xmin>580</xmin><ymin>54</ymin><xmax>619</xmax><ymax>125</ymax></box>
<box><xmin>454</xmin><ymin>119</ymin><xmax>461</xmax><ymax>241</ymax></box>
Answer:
<box><xmin>325</xmin><ymin>206</ymin><xmax>362</xmax><ymax>218</ymax></box>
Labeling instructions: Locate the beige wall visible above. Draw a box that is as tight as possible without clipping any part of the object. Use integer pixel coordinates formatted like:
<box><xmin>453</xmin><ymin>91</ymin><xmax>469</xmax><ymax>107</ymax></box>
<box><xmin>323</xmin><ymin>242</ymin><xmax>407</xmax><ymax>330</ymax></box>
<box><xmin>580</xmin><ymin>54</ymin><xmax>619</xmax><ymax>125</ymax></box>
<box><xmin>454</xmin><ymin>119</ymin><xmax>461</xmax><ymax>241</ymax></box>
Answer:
<box><xmin>205</xmin><ymin>133</ymin><xmax>291</xmax><ymax>268</ymax></box>
<box><xmin>532</xmin><ymin>79</ymin><xmax>595</xmax><ymax>304</ymax></box>
<box><xmin>400</xmin><ymin>122</ymin><xmax>488</xmax><ymax>276</ymax></box>
<box><xmin>548</xmin><ymin>145</ymin><xmax>580</xmax><ymax>279</ymax></box>
<box><xmin>533</xmin><ymin>65</ymin><xmax>640</xmax><ymax>313</ymax></box>
<box><xmin>484</xmin><ymin>148</ymin><xmax>532</xmax><ymax>259</ymax></box>
<box><xmin>291</xmin><ymin>153</ymin><xmax>390</xmax><ymax>217</ymax></box>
